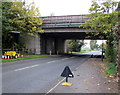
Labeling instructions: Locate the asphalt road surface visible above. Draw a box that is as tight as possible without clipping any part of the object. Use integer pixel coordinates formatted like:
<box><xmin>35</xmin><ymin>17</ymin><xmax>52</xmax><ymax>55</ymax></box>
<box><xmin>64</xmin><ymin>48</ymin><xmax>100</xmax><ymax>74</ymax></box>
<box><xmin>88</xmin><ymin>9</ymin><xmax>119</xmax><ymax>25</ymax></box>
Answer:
<box><xmin>2</xmin><ymin>55</ymin><xmax>90</xmax><ymax>93</ymax></box>
<box><xmin>81</xmin><ymin>51</ymin><xmax>102</xmax><ymax>55</ymax></box>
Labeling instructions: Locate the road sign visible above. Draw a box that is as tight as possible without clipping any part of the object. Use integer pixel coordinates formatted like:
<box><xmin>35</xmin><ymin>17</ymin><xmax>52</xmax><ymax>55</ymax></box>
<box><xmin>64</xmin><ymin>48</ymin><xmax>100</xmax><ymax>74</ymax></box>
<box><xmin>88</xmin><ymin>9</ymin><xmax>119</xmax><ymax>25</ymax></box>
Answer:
<box><xmin>61</xmin><ymin>66</ymin><xmax>74</xmax><ymax>86</ymax></box>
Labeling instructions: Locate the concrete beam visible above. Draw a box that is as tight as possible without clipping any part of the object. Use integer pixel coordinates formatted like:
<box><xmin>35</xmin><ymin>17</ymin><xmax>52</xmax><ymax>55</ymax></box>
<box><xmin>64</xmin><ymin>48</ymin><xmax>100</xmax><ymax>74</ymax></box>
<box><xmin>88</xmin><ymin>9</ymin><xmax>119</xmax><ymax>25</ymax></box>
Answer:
<box><xmin>43</xmin><ymin>28</ymin><xmax>94</xmax><ymax>33</ymax></box>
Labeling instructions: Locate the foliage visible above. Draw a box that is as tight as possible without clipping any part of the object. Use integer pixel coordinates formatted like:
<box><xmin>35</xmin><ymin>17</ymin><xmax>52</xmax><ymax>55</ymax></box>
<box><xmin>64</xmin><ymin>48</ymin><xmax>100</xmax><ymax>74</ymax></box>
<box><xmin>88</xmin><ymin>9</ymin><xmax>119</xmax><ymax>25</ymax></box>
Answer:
<box><xmin>99</xmin><ymin>42</ymin><xmax>106</xmax><ymax>50</ymax></box>
<box><xmin>2</xmin><ymin>1</ymin><xmax>43</xmax><ymax>49</ymax></box>
<box><xmin>9</xmin><ymin>2</ymin><xmax>43</xmax><ymax>35</ymax></box>
<box><xmin>67</xmin><ymin>40</ymin><xmax>85</xmax><ymax>52</ymax></box>
<box><xmin>105</xmin><ymin>34</ymin><xmax>118</xmax><ymax>63</ymax></box>
<box><xmin>90</xmin><ymin>40</ymin><xmax>99</xmax><ymax>50</ymax></box>
<box><xmin>104</xmin><ymin>63</ymin><xmax>117</xmax><ymax>75</ymax></box>
<box><xmin>81</xmin><ymin>0</ymin><xmax>119</xmax><ymax>63</ymax></box>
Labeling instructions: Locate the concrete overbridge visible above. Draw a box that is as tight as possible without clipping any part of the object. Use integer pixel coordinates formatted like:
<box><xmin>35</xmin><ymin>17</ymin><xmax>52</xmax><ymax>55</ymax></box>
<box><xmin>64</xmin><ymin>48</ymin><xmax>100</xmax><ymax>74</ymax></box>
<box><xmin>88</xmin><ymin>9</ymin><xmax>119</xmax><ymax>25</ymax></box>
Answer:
<box><xmin>25</xmin><ymin>15</ymin><xmax>106</xmax><ymax>54</ymax></box>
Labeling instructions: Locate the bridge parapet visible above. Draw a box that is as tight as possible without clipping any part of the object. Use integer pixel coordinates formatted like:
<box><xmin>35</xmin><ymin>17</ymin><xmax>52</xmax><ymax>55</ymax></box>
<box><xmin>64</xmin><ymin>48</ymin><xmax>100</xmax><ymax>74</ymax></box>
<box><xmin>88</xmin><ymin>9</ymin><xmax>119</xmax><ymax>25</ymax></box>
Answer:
<box><xmin>42</xmin><ymin>15</ymin><xmax>91</xmax><ymax>28</ymax></box>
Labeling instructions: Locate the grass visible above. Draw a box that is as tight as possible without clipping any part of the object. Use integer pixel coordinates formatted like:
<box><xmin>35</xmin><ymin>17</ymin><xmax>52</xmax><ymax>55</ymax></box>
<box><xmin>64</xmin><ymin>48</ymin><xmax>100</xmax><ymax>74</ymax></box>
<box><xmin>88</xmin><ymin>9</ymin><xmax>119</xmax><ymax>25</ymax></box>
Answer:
<box><xmin>80</xmin><ymin>49</ymin><xmax>92</xmax><ymax>53</ymax></box>
<box><xmin>2</xmin><ymin>55</ymin><xmax>49</xmax><ymax>63</ymax></box>
<box><xmin>104</xmin><ymin>63</ymin><xmax>117</xmax><ymax>75</ymax></box>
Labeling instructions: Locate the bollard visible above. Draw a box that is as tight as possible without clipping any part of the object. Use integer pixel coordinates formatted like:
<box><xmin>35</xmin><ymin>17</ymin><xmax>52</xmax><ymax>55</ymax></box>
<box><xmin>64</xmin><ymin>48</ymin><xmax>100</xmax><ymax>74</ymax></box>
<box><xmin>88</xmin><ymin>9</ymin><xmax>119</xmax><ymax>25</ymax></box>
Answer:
<box><xmin>50</xmin><ymin>51</ymin><xmax>52</xmax><ymax>55</ymax></box>
<box><xmin>57</xmin><ymin>51</ymin><xmax>59</xmax><ymax>55</ymax></box>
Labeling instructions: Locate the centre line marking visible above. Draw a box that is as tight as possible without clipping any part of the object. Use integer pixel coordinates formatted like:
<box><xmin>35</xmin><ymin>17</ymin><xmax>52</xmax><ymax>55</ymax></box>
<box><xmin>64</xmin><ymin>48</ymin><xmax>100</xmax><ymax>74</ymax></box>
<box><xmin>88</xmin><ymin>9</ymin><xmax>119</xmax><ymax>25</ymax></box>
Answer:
<box><xmin>47</xmin><ymin>61</ymin><xmax>56</xmax><ymax>63</ymax></box>
<box><xmin>46</xmin><ymin>78</ymin><xmax>66</xmax><ymax>94</ymax></box>
<box><xmin>14</xmin><ymin>64</ymin><xmax>39</xmax><ymax>71</ymax></box>
<box><xmin>61</xmin><ymin>58</ymin><xmax>69</xmax><ymax>60</ymax></box>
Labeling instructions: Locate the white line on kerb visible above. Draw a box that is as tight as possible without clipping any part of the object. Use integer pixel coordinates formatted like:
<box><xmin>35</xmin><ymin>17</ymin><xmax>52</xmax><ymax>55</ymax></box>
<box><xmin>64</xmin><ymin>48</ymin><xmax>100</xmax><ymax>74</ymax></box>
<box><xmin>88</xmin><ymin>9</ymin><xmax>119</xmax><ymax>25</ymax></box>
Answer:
<box><xmin>14</xmin><ymin>64</ymin><xmax>39</xmax><ymax>71</ymax></box>
<box><xmin>46</xmin><ymin>78</ymin><xmax>65</xmax><ymax>94</ymax></box>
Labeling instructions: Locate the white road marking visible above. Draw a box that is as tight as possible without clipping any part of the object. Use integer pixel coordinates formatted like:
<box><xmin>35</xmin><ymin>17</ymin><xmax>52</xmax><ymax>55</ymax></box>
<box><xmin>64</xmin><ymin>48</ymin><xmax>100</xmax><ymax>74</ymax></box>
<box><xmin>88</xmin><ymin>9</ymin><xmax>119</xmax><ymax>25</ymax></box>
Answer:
<box><xmin>47</xmin><ymin>61</ymin><xmax>56</xmax><ymax>63</ymax></box>
<box><xmin>47</xmin><ymin>58</ymin><xmax>71</xmax><ymax>64</ymax></box>
<box><xmin>61</xmin><ymin>58</ymin><xmax>69</xmax><ymax>60</ymax></box>
<box><xmin>46</xmin><ymin>78</ymin><xmax>66</xmax><ymax>94</ymax></box>
<box><xmin>14</xmin><ymin>64</ymin><xmax>39</xmax><ymax>71</ymax></box>
<box><xmin>14</xmin><ymin>57</ymin><xmax>71</xmax><ymax>72</ymax></box>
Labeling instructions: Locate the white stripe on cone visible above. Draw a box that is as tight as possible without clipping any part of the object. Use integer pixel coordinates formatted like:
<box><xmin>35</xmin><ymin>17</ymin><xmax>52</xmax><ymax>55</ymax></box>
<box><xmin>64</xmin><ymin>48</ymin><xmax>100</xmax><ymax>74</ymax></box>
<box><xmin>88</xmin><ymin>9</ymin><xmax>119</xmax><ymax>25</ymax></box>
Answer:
<box><xmin>2</xmin><ymin>56</ymin><xmax>4</xmax><ymax>59</ymax></box>
<box><xmin>5</xmin><ymin>56</ymin><xmax>7</xmax><ymax>59</ymax></box>
<box><xmin>7</xmin><ymin>56</ymin><xmax>10</xmax><ymax>59</ymax></box>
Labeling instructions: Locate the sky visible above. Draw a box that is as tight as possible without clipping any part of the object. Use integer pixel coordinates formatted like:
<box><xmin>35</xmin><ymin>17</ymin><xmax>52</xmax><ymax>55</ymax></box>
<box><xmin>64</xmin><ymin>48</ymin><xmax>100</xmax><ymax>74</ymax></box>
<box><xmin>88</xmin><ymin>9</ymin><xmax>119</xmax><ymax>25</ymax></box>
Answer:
<box><xmin>26</xmin><ymin>0</ymin><xmax>92</xmax><ymax>16</ymax></box>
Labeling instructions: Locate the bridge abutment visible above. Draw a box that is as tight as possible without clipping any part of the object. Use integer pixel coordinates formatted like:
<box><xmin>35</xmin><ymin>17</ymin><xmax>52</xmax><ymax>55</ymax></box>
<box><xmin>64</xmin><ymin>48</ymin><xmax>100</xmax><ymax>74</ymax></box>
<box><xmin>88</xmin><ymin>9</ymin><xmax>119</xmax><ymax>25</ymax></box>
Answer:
<box><xmin>24</xmin><ymin>34</ymin><xmax>41</xmax><ymax>54</ymax></box>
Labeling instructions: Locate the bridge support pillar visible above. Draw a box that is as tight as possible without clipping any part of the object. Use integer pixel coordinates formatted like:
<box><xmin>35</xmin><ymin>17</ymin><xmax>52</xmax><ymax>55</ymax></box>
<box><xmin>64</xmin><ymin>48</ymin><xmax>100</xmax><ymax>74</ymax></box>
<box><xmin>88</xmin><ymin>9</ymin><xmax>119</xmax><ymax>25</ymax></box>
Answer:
<box><xmin>55</xmin><ymin>38</ymin><xmax>66</xmax><ymax>54</ymax></box>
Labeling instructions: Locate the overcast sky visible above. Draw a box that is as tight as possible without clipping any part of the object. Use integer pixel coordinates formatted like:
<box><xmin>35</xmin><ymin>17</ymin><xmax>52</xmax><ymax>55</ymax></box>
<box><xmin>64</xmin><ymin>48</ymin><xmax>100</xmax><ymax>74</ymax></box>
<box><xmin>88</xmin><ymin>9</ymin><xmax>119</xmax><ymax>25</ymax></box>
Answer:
<box><xmin>26</xmin><ymin>0</ymin><xmax>92</xmax><ymax>16</ymax></box>
<box><xmin>26</xmin><ymin>0</ymin><xmax>119</xmax><ymax>16</ymax></box>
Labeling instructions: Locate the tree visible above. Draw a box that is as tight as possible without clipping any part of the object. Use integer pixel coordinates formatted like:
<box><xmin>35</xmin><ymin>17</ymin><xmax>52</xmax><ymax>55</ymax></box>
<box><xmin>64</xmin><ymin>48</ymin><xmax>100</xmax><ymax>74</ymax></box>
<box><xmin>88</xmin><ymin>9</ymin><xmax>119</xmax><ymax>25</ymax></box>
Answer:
<box><xmin>2</xmin><ymin>2</ymin><xmax>15</xmax><ymax>49</ymax></box>
<box><xmin>81</xmin><ymin>0</ymin><xmax>119</xmax><ymax>63</ymax></box>
<box><xmin>67</xmin><ymin>40</ymin><xmax>85</xmax><ymax>52</ymax></box>
<box><xmin>90</xmin><ymin>40</ymin><xmax>99</xmax><ymax>50</ymax></box>
<box><xmin>2</xmin><ymin>1</ymin><xmax>43</xmax><ymax>49</ymax></box>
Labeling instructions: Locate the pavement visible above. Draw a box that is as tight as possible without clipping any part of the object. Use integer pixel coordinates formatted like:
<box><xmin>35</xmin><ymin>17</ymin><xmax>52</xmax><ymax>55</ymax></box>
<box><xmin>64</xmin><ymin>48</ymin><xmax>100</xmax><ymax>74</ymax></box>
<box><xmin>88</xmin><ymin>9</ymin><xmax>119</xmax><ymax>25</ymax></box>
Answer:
<box><xmin>49</xmin><ymin>58</ymin><xmax>118</xmax><ymax>93</ymax></box>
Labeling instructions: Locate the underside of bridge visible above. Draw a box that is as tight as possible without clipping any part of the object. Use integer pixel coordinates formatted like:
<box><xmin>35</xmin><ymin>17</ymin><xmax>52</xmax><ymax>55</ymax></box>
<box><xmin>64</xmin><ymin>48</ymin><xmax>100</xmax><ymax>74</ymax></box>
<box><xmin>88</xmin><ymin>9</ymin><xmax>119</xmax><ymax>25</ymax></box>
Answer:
<box><xmin>24</xmin><ymin>32</ymin><xmax>107</xmax><ymax>55</ymax></box>
<box><xmin>40</xmin><ymin>32</ymin><xmax>106</xmax><ymax>39</ymax></box>
<box><xmin>39</xmin><ymin>32</ymin><xmax>107</xmax><ymax>54</ymax></box>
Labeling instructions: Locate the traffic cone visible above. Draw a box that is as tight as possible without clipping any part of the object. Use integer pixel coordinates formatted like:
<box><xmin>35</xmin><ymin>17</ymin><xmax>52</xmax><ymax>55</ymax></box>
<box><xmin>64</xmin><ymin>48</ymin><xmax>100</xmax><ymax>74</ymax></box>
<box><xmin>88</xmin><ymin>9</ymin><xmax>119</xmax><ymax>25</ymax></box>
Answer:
<box><xmin>5</xmin><ymin>56</ymin><xmax>7</xmax><ymax>59</ymax></box>
<box><xmin>2</xmin><ymin>55</ymin><xmax>4</xmax><ymax>59</ymax></box>
<box><xmin>7</xmin><ymin>56</ymin><xmax>10</xmax><ymax>59</ymax></box>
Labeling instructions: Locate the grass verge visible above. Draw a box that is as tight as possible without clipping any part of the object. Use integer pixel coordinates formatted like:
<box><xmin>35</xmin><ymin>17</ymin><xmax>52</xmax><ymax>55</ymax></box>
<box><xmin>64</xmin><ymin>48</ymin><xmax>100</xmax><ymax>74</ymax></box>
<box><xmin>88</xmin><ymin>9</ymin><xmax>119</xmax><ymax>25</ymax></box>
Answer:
<box><xmin>2</xmin><ymin>55</ymin><xmax>49</xmax><ymax>63</ymax></box>
<box><xmin>104</xmin><ymin>63</ymin><xmax>117</xmax><ymax>76</ymax></box>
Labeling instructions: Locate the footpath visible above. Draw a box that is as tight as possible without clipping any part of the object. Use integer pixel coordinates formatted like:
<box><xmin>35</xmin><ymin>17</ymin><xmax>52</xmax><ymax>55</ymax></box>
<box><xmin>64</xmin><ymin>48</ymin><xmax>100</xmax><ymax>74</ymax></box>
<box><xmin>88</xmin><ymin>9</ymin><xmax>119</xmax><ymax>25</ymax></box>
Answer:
<box><xmin>49</xmin><ymin>58</ymin><xmax>119</xmax><ymax>93</ymax></box>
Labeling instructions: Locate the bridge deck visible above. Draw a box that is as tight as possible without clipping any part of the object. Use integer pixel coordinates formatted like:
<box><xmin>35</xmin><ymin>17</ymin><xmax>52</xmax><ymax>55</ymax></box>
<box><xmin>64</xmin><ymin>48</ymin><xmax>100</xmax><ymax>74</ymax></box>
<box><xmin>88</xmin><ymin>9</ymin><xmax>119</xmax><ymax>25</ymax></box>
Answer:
<box><xmin>42</xmin><ymin>15</ymin><xmax>91</xmax><ymax>28</ymax></box>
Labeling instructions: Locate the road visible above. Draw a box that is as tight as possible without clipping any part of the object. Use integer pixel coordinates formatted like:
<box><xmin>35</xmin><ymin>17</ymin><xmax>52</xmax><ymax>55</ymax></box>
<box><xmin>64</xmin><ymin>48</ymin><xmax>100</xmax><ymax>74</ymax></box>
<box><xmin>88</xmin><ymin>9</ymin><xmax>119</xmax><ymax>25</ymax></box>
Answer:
<box><xmin>70</xmin><ymin>51</ymin><xmax>102</xmax><ymax>56</ymax></box>
<box><xmin>2</xmin><ymin>55</ymin><xmax>90</xmax><ymax>93</ymax></box>
<box><xmin>81</xmin><ymin>51</ymin><xmax>102</xmax><ymax>55</ymax></box>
